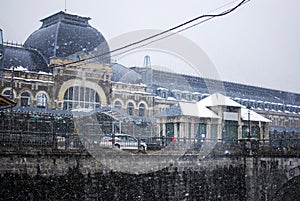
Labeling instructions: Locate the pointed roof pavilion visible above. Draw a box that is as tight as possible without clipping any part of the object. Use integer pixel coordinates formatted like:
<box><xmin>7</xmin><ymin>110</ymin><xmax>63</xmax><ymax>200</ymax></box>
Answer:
<box><xmin>197</xmin><ymin>92</ymin><xmax>243</xmax><ymax>108</ymax></box>
<box><xmin>156</xmin><ymin>93</ymin><xmax>271</xmax><ymax>123</ymax></box>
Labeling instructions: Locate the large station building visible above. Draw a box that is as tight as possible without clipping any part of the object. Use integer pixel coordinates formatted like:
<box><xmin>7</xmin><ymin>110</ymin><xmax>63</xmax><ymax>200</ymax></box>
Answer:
<box><xmin>1</xmin><ymin>11</ymin><xmax>300</xmax><ymax>148</ymax></box>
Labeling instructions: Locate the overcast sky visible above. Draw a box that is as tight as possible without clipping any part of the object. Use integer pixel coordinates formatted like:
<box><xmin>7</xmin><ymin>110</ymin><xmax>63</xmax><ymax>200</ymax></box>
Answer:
<box><xmin>1</xmin><ymin>0</ymin><xmax>300</xmax><ymax>93</ymax></box>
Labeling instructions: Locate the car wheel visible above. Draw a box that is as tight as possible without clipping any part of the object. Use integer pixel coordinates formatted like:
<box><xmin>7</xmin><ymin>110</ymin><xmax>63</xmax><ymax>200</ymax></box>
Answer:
<box><xmin>115</xmin><ymin>144</ymin><xmax>120</xmax><ymax>149</ymax></box>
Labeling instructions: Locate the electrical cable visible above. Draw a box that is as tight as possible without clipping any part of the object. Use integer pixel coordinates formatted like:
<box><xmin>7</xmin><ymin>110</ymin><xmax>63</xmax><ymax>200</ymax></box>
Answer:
<box><xmin>51</xmin><ymin>0</ymin><xmax>250</xmax><ymax>68</ymax></box>
<box><xmin>110</xmin><ymin>0</ymin><xmax>249</xmax><ymax>59</ymax></box>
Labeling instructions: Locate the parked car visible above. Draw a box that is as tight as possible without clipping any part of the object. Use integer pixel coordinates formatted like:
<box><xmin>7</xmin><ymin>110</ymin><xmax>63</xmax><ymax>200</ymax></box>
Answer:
<box><xmin>99</xmin><ymin>134</ymin><xmax>147</xmax><ymax>151</ymax></box>
<box><xmin>142</xmin><ymin>137</ymin><xmax>166</xmax><ymax>150</ymax></box>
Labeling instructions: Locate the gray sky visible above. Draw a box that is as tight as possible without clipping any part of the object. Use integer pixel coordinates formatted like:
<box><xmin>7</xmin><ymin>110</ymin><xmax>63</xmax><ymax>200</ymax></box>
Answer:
<box><xmin>1</xmin><ymin>0</ymin><xmax>300</xmax><ymax>93</ymax></box>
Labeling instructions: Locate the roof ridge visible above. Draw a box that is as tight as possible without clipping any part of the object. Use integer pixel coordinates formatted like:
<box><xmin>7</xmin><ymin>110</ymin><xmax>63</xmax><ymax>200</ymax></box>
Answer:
<box><xmin>53</xmin><ymin>22</ymin><xmax>60</xmax><ymax>58</ymax></box>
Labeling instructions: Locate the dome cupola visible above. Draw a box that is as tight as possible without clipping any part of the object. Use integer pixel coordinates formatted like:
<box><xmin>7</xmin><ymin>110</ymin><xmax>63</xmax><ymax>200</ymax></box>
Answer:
<box><xmin>24</xmin><ymin>11</ymin><xmax>110</xmax><ymax>65</ymax></box>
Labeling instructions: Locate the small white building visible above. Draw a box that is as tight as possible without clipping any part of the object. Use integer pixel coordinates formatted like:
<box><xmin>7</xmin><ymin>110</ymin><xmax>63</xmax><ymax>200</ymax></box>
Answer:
<box><xmin>156</xmin><ymin>93</ymin><xmax>271</xmax><ymax>143</ymax></box>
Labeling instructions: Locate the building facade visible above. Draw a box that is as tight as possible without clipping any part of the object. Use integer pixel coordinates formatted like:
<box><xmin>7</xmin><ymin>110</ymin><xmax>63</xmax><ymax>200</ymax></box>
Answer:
<box><xmin>1</xmin><ymin>11</ymin><xmax>300</xmax><ymax>148</ymax></box>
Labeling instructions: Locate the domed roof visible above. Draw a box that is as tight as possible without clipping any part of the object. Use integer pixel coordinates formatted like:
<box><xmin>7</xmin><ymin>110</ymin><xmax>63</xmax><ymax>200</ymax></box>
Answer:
<box><xmin>24</xmin><ymin>11</ymin><xmax>110</xmax><ymax>64</ymax></box>
<box><xmin>2</xmin><ymin>45</ymin><xmax>49</xmax><ymax>73</ymax></box>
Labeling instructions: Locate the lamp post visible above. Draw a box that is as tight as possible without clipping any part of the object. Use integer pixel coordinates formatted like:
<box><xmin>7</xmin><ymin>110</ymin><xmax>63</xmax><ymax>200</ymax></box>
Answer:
<box><xmin>10</xmin><ymin>60</ymin><xmax>15</xmax><ymax>101</ymax></box>
<box><xmin>247</xmin><ymin>105</ymin><xmax>251</xmax><ymax>139</ymax></box>
<box><xmin>9</xmin><ymin>60</ymin><xmax>15</xmax><ymax>138</ymax></box>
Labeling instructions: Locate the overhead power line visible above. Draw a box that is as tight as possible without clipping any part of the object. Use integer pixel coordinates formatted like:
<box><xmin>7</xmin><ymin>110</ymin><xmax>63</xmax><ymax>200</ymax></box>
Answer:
<box><xmin>110</xmin><ymin>0</ymin><xmax>250</xmax><ymax>59</ymax></box>
<box><xmin>51</xmin><ymin>0</ymin><xmax>250</xmax><ymax>68</ymax></box>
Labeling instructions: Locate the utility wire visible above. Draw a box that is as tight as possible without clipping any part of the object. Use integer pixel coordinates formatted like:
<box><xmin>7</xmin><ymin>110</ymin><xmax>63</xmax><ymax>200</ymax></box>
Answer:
<box><xmin>51</xmin><ymin>0</ymin><xmax>249</xmax><ymax>68</ymax></box>
<box><xmin>111</xmin><ymin>0</ymin><xmax>250</xmax><ymax>59</ymax></box>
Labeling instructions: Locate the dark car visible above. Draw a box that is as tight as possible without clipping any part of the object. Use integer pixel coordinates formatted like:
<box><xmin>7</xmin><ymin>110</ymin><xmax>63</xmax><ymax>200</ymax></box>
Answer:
<box><xmin>142</xmin><ymin>137</ymin><xmax>166</xmax><ymax>150</ymax></box>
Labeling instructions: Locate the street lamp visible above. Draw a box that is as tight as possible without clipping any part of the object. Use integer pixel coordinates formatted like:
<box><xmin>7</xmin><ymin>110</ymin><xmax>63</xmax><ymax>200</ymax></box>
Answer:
<box><xmin>10</xmin><ymin>60</ymin><xmax>15</xmax><ymax>101</ymax></box>
<box><xmin>247</xmin><ymin>105</ymin><xmax>251</xmax><ymax>139</ymax></box>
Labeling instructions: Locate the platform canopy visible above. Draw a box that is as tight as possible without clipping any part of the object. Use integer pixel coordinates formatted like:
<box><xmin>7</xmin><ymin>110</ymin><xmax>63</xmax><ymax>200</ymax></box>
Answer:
<box><xmin>241</xmin><ymin>108</ymin><xmax>272</xmax><ymax>123</ymax></box>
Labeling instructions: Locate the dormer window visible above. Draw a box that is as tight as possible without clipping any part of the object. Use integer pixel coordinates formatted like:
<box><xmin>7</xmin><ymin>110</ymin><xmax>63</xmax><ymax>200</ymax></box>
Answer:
<box><xmin>157</xmin><ymin>87</ymin><xmax>168</xmax><ymax>99</ymax></box>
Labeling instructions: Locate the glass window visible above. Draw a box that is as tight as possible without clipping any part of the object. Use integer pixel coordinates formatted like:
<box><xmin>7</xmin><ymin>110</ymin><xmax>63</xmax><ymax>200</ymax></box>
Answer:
<box><xmin>114</xmin><ymin>100</ymin><xmax>122</xmax><ymax>110</ymax></box>
<box><xmin>20</xmin><ymin>91</ymin><xmax>31</xmax><ymax>107</ymax></box>
<box><xmin>138</xmin><ymin>103</ymin><xmax>145</xmax><ymax>116</ymax></box>
<box><xmin>127</xmin><ymin>136</ymin><xmax>136</xmax><ymax>141</ymax></box>
<box><xmin>63</xmin><ymin>86</ymin><xmax>100</xmax><ymax>110</ymax></box>
<box><xmin>187</xmin><ymin>95</ymin><xmax>191</xmax><ymax>101</ymax></box>
<box><xmin>3</xmin><ymin>90</ymin><xmax>12</xmax><ymax>99</ymax></box>
<box><xmin>37</xmin><ymin>93</ymin><xmax>47</xmax><ymax>108</ymax></box>
<box><xmin>194</xmin><ymin>95</ymin><xmax>201</xmax><ymax>101</ymax></box>
<box><xmin>127</xmin><ymin>102</ymin><xmax>134</xmax><ymax>116</ymax></box>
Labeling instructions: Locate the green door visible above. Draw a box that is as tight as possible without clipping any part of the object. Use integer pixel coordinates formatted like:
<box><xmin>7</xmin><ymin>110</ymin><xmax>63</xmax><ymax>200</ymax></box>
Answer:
<box><xmin>195</xmin><ymin>123</ymin><xmax>206</xmax><ymax>138</ymax></box>
<box><xmin>251</xmin><ymin>125</ymin><xmax>260</xmax><ymax>139</ymax></box>
<box><xmin>210</xmin><ymin>124</ymin><xmax>218</xmax><ymax>140</ymax></box>
<box><xmin>166</xmin><ymin>123</ymin><xmax>174</xmax><ymax>138</ymax></box>
<box><xmin>222</xmin><ymin>121</ymin><xmax>238</xmax><ymax>144</ymax></box>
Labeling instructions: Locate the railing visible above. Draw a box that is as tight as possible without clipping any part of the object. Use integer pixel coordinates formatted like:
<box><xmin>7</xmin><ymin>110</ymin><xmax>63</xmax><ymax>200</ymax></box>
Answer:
<box><xmin>0</xmin><ymin>130</ymin><xmax>53</xmax><ymax>147</ymax></box>
<box><xmin>1</xmin><ymin>130</ymin><xmax>300</xmax><ymax>156</ymax></box>
<box><xmin>0</xmin><ymin>130</ymin><xmax>83</xmax><ymax>149</ymax></box>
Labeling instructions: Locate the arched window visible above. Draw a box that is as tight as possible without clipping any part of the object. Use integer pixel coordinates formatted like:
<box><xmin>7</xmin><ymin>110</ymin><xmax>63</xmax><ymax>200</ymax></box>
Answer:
<box><xmin>20</xmin><ymin>91</ymin><xmax>31</xmax><ymax>107</ymax></box>
<box><xmin>114</xmin><ymin>100</ymin><xmax>122</xmax><ymax>110</ymax></box>
<box><xmin>63</xmin><ymin>86</ymin><xmax>100</xmax><ymax>110</ymax></box>
<box><xmin>37</xmin><ymin>93</ymin><xmax>47</xmax><ymax>108</ymax></box>
<box><xmin>127</xmin><ymin>102</ymin><xmax>134</xmax><ymax>116</ymax></box>
<box><xmin>3</xmin><ymin>89</ymin><xmax>12</xmax><ymax>99</ymax></box>
<box><xmin>138</xmin><ymin>103</ymin><xmax>145</xmax><ymax>116</ymax></box>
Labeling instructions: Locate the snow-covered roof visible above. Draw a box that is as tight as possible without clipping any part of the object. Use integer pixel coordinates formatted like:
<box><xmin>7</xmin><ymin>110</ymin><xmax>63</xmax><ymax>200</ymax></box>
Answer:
<box><xmin>178</xmin><ymin>102</ymin><xmax>198</xmax><ymax>116</ymax></box>
<box><xmin>157</xmin><ymin>87</ymin><xmax>168</xmax><ymax>91</ymax></box>
<box><xmin>24</xmin><ymin>11</ymin><xmax>110</xmax><ymax>64</ymax></box>
<box><xmin>4</xmin><ymin>76</ymin><xmax>54</xmax><ymax>84</ymax></box>
<box><xmin>241</xmin><ymin>108</ymin><xmax>271</xmax><ymax>123</ymax></box>
<box><xmin>111</xmin><ymin>63</ymin><xmax>144</xmax><ymax>84</ymax></box>
<box><xmin>179</xmin><ymin>102</ymin><xmax>220</xmax><ymax>119</ymax></box>
<box><xmin>2</xmin><ymin>45</ymin><xmax>50</xmax><ymax>73</ymax></box>
<box><xmin>198</xmin><ymin>93</ymin><xmax>243</xmax><ymax>108</ymax></box>
<box><xmin>10</xmin><ymin>66</ymin><xmax>28</xmax><ymax>71</ymax></box>
<box><xmin>198</xmin><ymin>105</ymin><xmax>220</xmax><ymax>118</ymax></box>
<box><xmin>167</xmin><ymin>97</ymin><xmax>177</xmax><ymax>101</ymax></box>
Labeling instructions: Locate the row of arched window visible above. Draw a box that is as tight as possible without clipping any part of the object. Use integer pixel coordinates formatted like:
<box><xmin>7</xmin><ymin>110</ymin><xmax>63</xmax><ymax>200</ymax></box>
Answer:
<box><xmin>2</xmin><ymin>89</ymin><xmax>47</xmax><ymax>108</ymax></box>
<box><xmin>113</xmin><ymin>100</ymin><xmax>147</xmax><ymax>116</ymax></box>
<box><xmin>2</xmin><ymin>86</ymin><xmax>100</xmax><ymax>110</ymax></box>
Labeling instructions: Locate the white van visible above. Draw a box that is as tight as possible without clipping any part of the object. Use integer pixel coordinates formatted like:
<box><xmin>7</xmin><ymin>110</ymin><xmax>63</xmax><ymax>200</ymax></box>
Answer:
<box><xmin>99</xmin><ymin>134</ymin><xmax>147</xmax><ymax>151</ymax></box>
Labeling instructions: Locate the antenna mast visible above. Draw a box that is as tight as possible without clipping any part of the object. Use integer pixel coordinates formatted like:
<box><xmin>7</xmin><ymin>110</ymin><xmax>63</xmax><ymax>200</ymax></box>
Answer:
<box><xmin>64</xmin><ymin>0</ymin><xmax>67</xmax><ymax>12</ymax></box>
